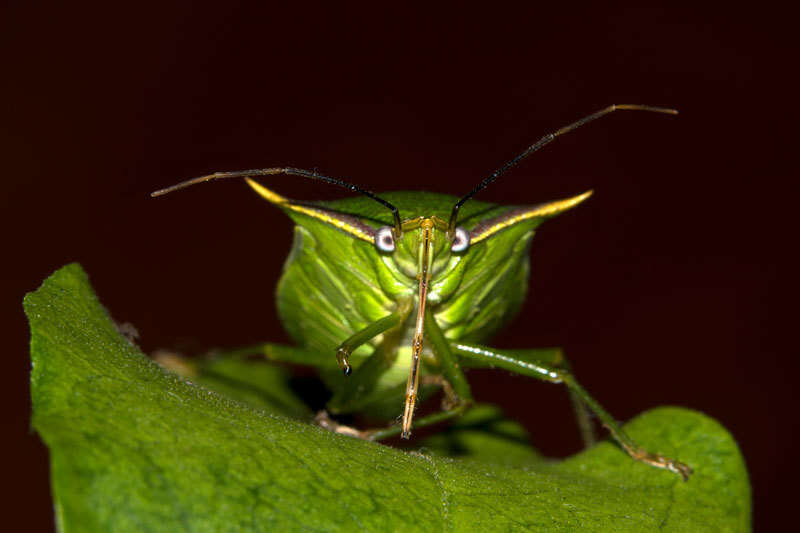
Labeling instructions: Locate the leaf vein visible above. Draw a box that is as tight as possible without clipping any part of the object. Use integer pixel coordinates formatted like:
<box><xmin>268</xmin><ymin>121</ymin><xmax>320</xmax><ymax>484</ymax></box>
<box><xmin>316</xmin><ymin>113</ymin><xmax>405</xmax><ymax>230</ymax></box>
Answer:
<box><xmin>415</xmin><ymin>452</ymin><xmax>451</xmax><ymax>532</ymax></box>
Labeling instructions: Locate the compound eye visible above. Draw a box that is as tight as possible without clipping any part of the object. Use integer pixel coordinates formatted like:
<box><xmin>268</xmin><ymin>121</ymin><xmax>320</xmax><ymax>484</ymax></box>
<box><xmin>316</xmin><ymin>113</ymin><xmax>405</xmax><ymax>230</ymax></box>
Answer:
<box><xmin>375</xmin><ymin>226</ymin><xmax>396</xmax><ymax>252</ymax></box>
<box><xmin>451</xmin><ymin>227</ymin><xmax>470</xmax><ymax>252</ymax></box>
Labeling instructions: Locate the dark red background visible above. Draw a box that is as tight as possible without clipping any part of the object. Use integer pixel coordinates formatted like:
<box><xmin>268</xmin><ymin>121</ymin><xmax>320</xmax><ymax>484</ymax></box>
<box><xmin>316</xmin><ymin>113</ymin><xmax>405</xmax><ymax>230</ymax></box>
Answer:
<box><xmin>4</xmin><ymin>3</ymin><xmax>793</xmax><ymax>530</ymax></box>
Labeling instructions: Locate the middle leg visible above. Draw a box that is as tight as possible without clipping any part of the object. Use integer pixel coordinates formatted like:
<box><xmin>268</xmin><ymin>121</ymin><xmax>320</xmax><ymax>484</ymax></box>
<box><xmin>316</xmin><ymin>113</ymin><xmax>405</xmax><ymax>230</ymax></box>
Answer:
<box><xmin>459</xmin><ymin>346</ymin><xmax>596</xmax><ymax>448</ymax></box>
<box><xmin>453</xmin><ymin>342</ymin><xmax>692</xmax><ymax>480</ymax></box>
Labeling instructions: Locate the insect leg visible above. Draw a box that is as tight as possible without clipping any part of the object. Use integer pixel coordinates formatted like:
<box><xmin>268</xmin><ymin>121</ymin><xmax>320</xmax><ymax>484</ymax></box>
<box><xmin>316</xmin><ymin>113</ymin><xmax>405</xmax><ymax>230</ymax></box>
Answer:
<box><xmin>361</xmin><ymin>376</ymin><xmax>467</xmax><ymax>441</ymax></box>
<box><xmin>452</xmin><ymin>342</ymin><xmax>692</xmax><ymax>480</ymax></box>
<box><xmin>326</xmin><ymin>343</ymin><xmax>401</xmax><ymax>414</ymax></box>
<box><xmin>327</xmin><ymin>303</ymin><xmax>412</xmax><ymax>413</ymax></box>
<box><xmin>320</xmin><ymin>378</ymin><xmax>464</xmax><ymax>440</ymax></box>
<box><xmin>424</xmin><ymin>307</ymin><xmax>473</xmax><ymax>405</ymax></box>
<box><xmin>335</xmin><ymin>303</ymin><xmax>411</xmax><ymax>375</ymax></box>
<box><xmin>420</xmin><ymin>375</ymin><xmax>459</xmax><ymax>410</ymax></box>
<box><xmin>360</xmin><ymin>306</ymin><xmax>479</xmax><ymax>441</ymax></box>
<box><xmin>316</xmin><ymin>404</ymin><xmax>467</xmax><ymax>441</ymax></box>
<box><xmin>365</xmin><ymin>406</ymin><xmax>468</xmax><ymax>441</ymax></box>
<box><xmin>459</xmin><ymin>347</ymin><xmax>596</xmax><ymax>448</ymax></box>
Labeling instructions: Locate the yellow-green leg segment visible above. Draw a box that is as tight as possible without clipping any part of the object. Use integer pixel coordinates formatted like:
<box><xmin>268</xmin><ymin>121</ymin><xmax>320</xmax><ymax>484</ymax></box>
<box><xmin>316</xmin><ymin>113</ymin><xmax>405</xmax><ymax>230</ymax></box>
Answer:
<box><xmin>453</xmin><ymin>342</ymin><xmax>692</xmax><ymax>480</ymax></box>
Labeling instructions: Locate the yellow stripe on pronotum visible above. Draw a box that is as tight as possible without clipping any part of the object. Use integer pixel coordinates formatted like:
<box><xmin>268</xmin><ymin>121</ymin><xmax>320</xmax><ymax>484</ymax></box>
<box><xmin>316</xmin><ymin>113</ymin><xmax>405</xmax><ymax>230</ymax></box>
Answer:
<box><xmin>244</xmin><ymin>178</ymin><xmax>375</xmax><ymax>243</ymax></box>
<box><xmin>470</xmin><ymin>190</ymin><xmax>593</xmax><ymax>244</ymax></box>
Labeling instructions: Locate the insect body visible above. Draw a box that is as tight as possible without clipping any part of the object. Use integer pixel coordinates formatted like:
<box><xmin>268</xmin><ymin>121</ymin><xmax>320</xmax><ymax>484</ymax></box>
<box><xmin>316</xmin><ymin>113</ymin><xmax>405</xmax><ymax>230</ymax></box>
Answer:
<box><xmin>153</xmin><ymin>105</ymin><xmax>692</xmax><ymax>480</ymax></box>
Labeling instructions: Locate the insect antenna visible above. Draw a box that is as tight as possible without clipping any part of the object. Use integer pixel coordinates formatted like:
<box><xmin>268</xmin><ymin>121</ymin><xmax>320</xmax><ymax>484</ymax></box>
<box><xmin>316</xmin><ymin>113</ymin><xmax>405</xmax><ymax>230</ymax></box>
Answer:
<box><xmin>152</xmin><ymin>167</ymin><xmax>403</xmax><ymax>236</ymax></box>
<box><xmin>447</xmin><ymin>104</ymin><xmax>678</xmax><ymax>234</ymax></box>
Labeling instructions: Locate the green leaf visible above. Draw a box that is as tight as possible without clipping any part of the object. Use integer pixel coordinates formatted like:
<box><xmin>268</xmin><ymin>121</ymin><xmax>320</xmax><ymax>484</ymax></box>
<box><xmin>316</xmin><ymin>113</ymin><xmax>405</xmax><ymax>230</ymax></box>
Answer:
<box><xmin>27</xmin><ymin>264</ymin><xmax>751</xmax><ymax>532</ymax></box>
<box><xmin>153</xmin><ymin>351</ymin><xmax>314</xmax><ymax>421</ymax></box>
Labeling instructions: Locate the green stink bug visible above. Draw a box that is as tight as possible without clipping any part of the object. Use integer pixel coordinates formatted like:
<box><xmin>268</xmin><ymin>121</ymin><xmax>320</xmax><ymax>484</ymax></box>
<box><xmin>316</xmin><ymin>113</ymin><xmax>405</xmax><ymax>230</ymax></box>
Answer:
<box><xmin>153</xmin><ymin>104</ymin><xmax>691</xmax><ymax>480</ymax></box>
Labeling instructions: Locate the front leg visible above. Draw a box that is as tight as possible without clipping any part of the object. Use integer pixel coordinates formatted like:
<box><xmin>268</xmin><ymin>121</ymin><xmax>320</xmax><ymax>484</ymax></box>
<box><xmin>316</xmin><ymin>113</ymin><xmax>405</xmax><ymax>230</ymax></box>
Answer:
<box><xmin>453</xmin><ymin>342</ymin><xmax>692</xmax><ymax>480</ymax></box>
<box><xmin>327</xmin><ymin>302</ymin><xmax>412</xmax><ymax>413</ymax></box>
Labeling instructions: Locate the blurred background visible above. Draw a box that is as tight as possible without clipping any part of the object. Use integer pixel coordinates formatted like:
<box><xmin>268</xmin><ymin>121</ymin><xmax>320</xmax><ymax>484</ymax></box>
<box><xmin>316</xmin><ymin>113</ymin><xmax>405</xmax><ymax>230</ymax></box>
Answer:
<box><xmin>3</xmin><ymin>2</ymin><xmax>794</xmax><ymax>530</ymax></box>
